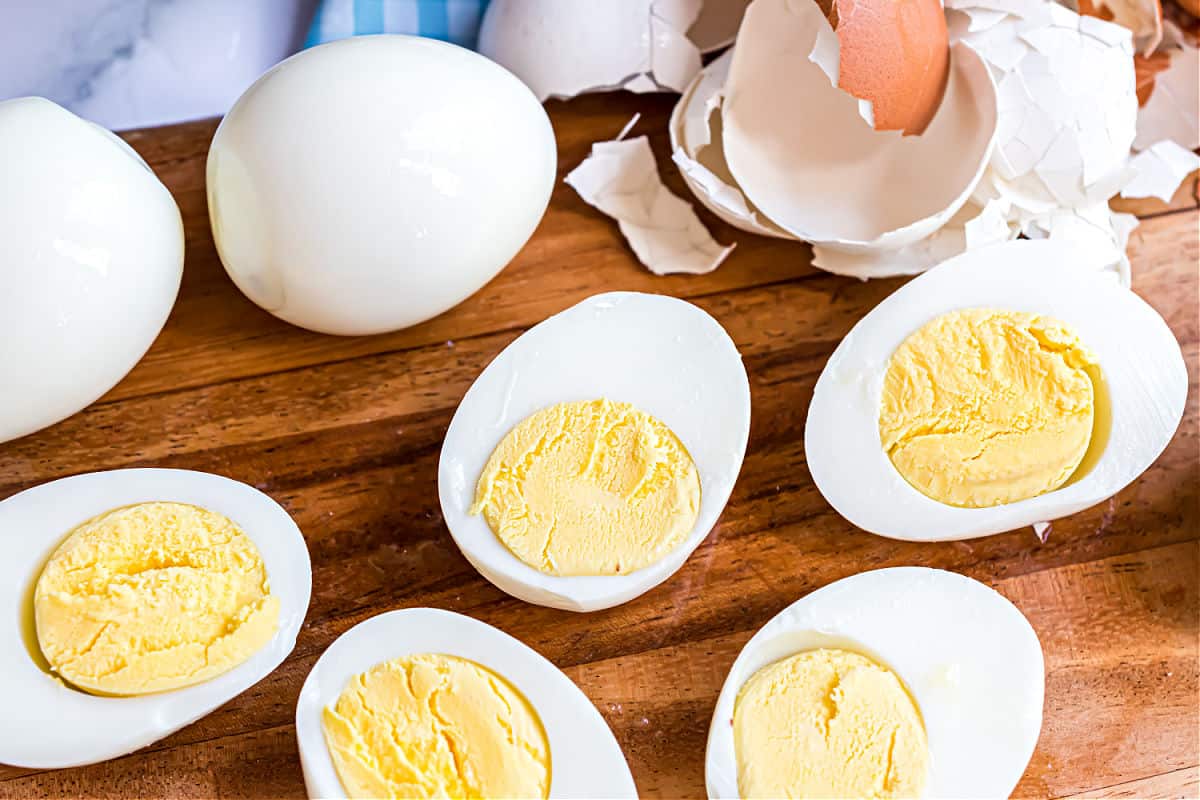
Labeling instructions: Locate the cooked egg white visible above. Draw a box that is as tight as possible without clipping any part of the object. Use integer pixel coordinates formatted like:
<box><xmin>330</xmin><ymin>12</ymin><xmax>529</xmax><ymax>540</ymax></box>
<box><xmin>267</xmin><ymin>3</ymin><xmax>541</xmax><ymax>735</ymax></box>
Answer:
<box><xmin>470</xmin><ymin>398</ymin><xmax>701</xmax><ymax>577</ymax></box>
<box><xmin>706</xmin><ymin>567</ymin><xmax>1045</xmax><ymax>799</ymax></box>
<box><xmin>0</xmin><ymin>469</ymin><xmax>311</xmax><ymax>769</ymax></box>
<box><xmin>806</xmin><ymin>239</ymin><xmax>1187</xmax><ymax>541</ymax></box>
<box><xmin>439</xmin><ymin>292</ymin><xmax>750</xmax><ymax>611</ymax></box>
<box><xmin>295</xmin><ymin>608</ymin><xmax>636</xmax><ymax>800</ymax></box>
<box><xmin>322</xmin><ymin>654</ymin><xmax>550</xmax><ymax>799</ymax></box>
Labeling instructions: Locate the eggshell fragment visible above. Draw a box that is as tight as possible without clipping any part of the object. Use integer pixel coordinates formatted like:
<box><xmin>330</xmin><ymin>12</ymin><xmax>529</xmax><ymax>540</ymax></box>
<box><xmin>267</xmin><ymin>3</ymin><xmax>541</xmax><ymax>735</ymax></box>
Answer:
<box><xmin>705</xmin><ymin>567</ymin><xmax>1045</xmax><ymax>799</ymax></box>
<box><xmin>478</xmin><ymin>0</ymin><xmax>703</xmax><ymax>101</ymax></box>
<box><xmin>1121</xmin><ymin>139</ymin><xmax>1200</xmax><ymax>200</ymax></box>
<box><xmin>1077</xmin><ymin>0</ymin><xmax>1164</xmax><ymax>54</ymax></box>
<box><xmin>439</xmin><ymin>292</ymin><xmax>750</xmax><ymax>611</ymax></box>
<box><xmin>688</xmin><ymin>0</ymin><xmax>754</xmax><ymax>51</ymax></box>
<box><xmin>806</xmin><ymin>239</ymin><xmax>1186</xmax><ymax>542</ymax></box>
<box><xmin>829</xmin><ymin>0</ymin><xmax>952</xmax><ymax>134</ymax></box>
<box><xmin>720</xmin><ymin>0</ymin><xmax>998</xmax><ymax>250</ymax></box>
<box><xmin>295</xmin><ymin>609</ymin><xmax>637</xmax><ymax>799</ymax></box>
<box><xmin>565</xmin><ymin>130</ymin><xmax>734</xmax><ymax>276</ymax></box>
<box><xmin>0</xmin><ymin>469</ymin><xmax>311</xmax><ymax>769</ymax></box>
<box><xmin>1133</xmin><ymin>32</ymin><xmax>1199</xmax><ymax>149</ymax></box>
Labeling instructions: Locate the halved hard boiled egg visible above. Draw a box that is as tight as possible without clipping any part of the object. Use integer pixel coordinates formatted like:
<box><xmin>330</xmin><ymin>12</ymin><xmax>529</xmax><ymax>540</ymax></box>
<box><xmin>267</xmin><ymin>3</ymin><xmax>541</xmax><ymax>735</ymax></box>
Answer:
<box><xmin>295</xmin><ymin>608</ymin><xmax>637</xmax><ymax>799</ymax></box>
<box><xmin>438</xmin><ymin>292</ymin><xmax>751</xmax><ymax>612</ymax></box>
<box><xmin>0</xmin><ymin>469</ymin><xmax>311</xmax><ymax>769</ymax></box>
<box><xmin>806</xmin><ymin>239</ymin><xmax>1187</xmax><ymax>541</ymax></box>
<box><xmin>706</xmin><ymin>567</ymin><xmax>1045</xmax><ymax>799</ymax></box>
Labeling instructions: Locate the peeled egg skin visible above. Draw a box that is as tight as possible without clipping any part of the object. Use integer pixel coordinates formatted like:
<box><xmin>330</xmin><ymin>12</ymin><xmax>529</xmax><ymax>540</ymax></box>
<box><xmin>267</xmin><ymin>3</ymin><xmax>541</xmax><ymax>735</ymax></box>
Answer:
<box><xmin>805</xmin><ymin>239</ymin><xmax>1188</xmax><ymax>542</ymax></box>
<box><xmin>207</xmin><ymin>35</ymin><xmax>556</xmax><ymax>336</ymax></box>
<box><xmin>828</xmin><ymin>0</ymin><xmax>951</xmax><ymax>135</ymax></box>
<box><xmin>0</xmin><ymin>97</ymin><xmax>183</xmax><ymax>444</ymax></box>
<box><xmin>0</xmin><ymin>469</ymin><xmax>311</xmax><ymax>769</ymax></box>
<box><xmin>706</xmin><ymin>566</ymin><xmax>1045</xmax><ymax>799</ymax></box>
<box><xmin>438</xmin><ymin>292</ymin><xmax>751</xmax><ymax>612</ymax></box>
<box><xmin>295</xmin><ymin>608</ymin><xmax>637</xmax><ymax>799</ymax></box>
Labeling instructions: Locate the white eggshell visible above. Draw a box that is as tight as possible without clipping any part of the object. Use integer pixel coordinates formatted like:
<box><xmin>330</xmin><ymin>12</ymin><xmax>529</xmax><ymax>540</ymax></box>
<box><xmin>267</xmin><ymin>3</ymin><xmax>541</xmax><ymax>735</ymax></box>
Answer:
<box><xmin>478</xmin><ymin>0</ymin><xmax>702</xmax><ymax>101</ymax></box>
<box><xmin>805</xmin><ymin>239</ymin><xmax>1187</xmax><ymax>542</ymax></box>
<box><xmin>0</xmin><ymin>469</ymin><xmax>311</xmax><ymax>769</ymax></box>
<box><xmin>706</xmin><ymin>567</ymin><xmax>1045</xmax><ymax>799</ymax></box>
<box><xmin>438</xmin><ymin>292</ymin><xmax>750</xmax><ymax>612</ymax></box>
<box><xmin>295</xmin><ymin>608</ymin><xmax>637</xmax><ymax>799</ymax></box>
<box><xmin>0</xmin><ymin>97</ymin><xmax>183</xmax><ymax>444</ymax></box>
<box><xmin>720</xmin><ymin>0</ymin><xmax>999</xmax><ymax>251</ymax></box>
<box><xmin>207</xmin><ymin>35</ymin><xmax>556</xmax><ymax>336</ymax></box>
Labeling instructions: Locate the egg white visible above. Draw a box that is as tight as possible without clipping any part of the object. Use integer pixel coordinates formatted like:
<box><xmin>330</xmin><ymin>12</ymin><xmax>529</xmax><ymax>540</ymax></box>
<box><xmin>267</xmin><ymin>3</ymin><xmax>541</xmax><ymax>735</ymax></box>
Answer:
<box><xmin>0</xmin><ymin>469</ymin><xmax>311</xmax><ymax>769</ymax></box>
<box><xmin>294</xmin><ymin>608</ymin><xmax>637</xmax><ymax>799</ymax></box>
<box><xmin>806</xmin><ymin>239</ymin><xmax>1187</xmax><ymax>541</ymax></box>
<box><xmin>706</xmin><ymin>567</ymin><xmax>1045</xmax><ymax>799</ymax></box>
<box><xmin>438</xmin><ymin>292</ymin><xmax>751</xmax><ymax>612</ymax></box>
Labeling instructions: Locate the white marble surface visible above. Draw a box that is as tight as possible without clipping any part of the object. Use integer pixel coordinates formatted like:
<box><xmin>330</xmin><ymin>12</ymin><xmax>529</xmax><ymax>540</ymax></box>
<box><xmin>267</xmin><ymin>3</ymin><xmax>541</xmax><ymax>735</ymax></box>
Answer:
<box><xmin>1</xmin><ymin>0</ymin><xmax>317</xmax><ymax>131</ymax></box>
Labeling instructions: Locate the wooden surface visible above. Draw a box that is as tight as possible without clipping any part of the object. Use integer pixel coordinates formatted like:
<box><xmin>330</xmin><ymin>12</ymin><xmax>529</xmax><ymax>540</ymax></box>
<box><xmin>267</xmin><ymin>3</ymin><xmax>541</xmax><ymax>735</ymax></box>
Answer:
<box><xmin>1</xmin><ymin>92</ymin><xmax>1197</xmax><ymax>799</ymax></box>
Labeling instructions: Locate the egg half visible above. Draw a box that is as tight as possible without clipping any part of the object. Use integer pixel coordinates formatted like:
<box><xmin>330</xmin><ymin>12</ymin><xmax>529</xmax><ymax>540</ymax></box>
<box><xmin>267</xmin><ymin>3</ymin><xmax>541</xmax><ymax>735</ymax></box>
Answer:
<box><xmin>0</xmin><ymin>469</ymin><xmax>311</xmax><ymax>769</ymax></box>
<box><xmin>295</xmin><ymin>608</ymin><xmax>637</xmax><ymax>799</ymax></box>
<box><xmin>805</xmin><ymin>239</ymin><xmax>1187</xmax><ymax>541</ymax></box>
<box><xmin>706</xmin><ymin>566</ymin><xmax>1045</xmax><ymax>799</ymax></box>
<box><xmin>0</xmin><ymin>97</ymin><xmax>183</xmax><ymax>444</ymax></box>
<box><xmin>438</xmin><ymin>292</ymin><xmax>751</xmax><ymax>611</ymax></box>
<box><xmin>208</xmin><ymin>35</ymin><xmax>556</xmax><ymax>336</ymax></box>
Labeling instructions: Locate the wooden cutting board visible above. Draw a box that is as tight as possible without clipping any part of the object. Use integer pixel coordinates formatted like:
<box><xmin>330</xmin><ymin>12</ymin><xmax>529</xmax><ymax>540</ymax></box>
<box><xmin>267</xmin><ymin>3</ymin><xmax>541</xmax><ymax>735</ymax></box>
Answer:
<box><xmin>1</xmin><ymin>91</ymin><xmax>1196</xmax><ymax>799</ymax></box>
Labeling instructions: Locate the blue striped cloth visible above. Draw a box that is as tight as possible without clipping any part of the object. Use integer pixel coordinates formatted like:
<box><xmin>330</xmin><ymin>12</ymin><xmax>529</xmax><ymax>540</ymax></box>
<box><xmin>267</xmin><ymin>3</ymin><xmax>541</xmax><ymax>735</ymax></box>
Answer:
<box><xmin>305</xmin><ymin>0</ymin><xmax>491</xmax><ymax>50</ymax></box>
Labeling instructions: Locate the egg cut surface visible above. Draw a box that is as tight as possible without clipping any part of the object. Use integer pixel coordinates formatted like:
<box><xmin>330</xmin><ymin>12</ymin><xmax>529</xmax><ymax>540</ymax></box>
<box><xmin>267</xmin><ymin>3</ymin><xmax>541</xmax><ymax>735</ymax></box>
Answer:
<box><xmin>295</xmin><ymin>608</ymin><xmax>637</xmax><ymax>800</ymax></box>
<box><xmin>438</xmin><ymin>292</ymin><xmax>751</xmax><ymax>612</ymax></box>
<box><xmin>806</xmin><ymin>239</ymin><xmax>1187</xmax><ymax>541</ymax></box>
<box><xmin>706</xmin><ymin>567</ymin><xmax>1045</xmax><ymax>799</ymax></box>
<box><xmin>207</xmin><ymin>34</ymin><xmax>556</xmax><ymax>336</ymax></box>
<box><xmin>0</xmin><ymin>469</ymin><xmax>311</xmax><ymax>769</ymax></box>
<box><xmin>35</xmin><ymin>502</ymin><xmax>280</xmax><ymax>696</ymax></box>
<box><xmin>0</xmin><ymin>97</ymin><xmax>183</xmax><ymax>444</ymax></box>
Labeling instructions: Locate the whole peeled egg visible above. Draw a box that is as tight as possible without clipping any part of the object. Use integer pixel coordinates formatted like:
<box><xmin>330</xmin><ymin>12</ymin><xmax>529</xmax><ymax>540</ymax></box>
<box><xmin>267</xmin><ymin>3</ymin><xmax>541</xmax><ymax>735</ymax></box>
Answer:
<box><xmin>207</xmin><ymin>35</ymin><xmax>557</xmax><ymax>336</ymax></box>
<box><xmin>0</xmin><ymin>97</ymin><xmax>184</xmax><ymax>444</ymax></box>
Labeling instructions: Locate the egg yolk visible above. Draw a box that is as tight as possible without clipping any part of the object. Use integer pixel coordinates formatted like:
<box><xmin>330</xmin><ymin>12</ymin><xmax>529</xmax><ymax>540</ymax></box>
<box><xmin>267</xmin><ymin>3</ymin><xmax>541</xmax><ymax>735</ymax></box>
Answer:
<box><xmin>322</xmin><ymin>654</ymin><xmax>551</xmax><ymax>800</ymax></box>
<box><xmin>34</xmin><ymin>502</ymin><xmax>279</xmax><ymax>696</ymax></box>
<box><xmin>879</xmin><ymin>308</ymin><xmax>1100</xmax><ymax>508</ymax></box>
<box><xmin>470</xmin><ymin>398</ymin><xmax>701</xmax><ymax>576</ymax></box>
<box><xmin>734</xmin><ymin>648</ymin><xmax>928</xmax><ymax>799</ymax></box>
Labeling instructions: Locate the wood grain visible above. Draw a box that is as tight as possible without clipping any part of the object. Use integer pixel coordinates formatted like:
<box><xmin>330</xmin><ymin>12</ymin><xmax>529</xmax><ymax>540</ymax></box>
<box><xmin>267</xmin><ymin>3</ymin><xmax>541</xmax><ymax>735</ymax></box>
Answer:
<box><xmin>1</xmin><ymin>89</ymin><xmax>1196</xmax><ymax>799</ymax></box>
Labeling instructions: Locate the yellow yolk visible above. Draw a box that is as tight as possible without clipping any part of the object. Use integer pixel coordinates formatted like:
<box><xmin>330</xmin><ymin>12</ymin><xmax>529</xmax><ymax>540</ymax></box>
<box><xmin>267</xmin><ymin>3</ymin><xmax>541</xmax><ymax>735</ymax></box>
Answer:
<box><xmin>879</xmin><ymin>308</ymin><xmax>1100</xmax><ymax>508</ymax></box>
<box><xmin>34</xmin><ymin>502</ymin><xmax>279</xmax><ymax>696</ymax></box>
<box><xmin>470</xmin><ymin>398</ymin><xmax>701</xmax><ymax>576</ymax></box>
<box><xmin>322</xmin><ymin>654</ymin><xmax>551</xmax><ymax>800</ymax></box>
<box><xmin>734</xmin><ymin>648</ymin><xmax>927</xmax><ymax>799</ymax></box>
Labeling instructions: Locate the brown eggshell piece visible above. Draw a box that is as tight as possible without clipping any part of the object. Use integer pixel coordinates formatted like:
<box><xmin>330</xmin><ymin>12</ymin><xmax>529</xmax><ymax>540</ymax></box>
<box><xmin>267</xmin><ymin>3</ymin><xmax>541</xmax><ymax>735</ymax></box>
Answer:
<box><xmin>831</xmin><ymin>0</ymin><xmax>950</xmax><ymax>135</ymax></box>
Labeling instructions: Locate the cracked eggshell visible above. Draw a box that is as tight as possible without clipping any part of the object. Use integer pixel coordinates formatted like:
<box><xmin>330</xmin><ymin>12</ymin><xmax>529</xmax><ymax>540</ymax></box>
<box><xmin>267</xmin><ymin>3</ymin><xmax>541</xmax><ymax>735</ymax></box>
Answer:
<box><xmin>805</xmin><ymin>239</ymin><xmax>1187</xmax><ymax>542</ymax></box>
<box><xmin>0</xmin><ymin>97</ymin><xmax>183</xmax><ymax>445</ymax></box>
<box><xmin>705</xmin><ymin>567</ymin><xmax>1044</xmax><ymax>799</ymax></box>
<box><xmin>1133</xmin><ymin>33</ymin><xmax>1199</xmax><ymax>149</ymax></box>
<box><xmin>0</xmin><ymin>469</ymin><xmax>311</xmax><ymax>769</ymax></box>
<box><xmin>478</xmin><ymin>0</ymin><xmax>703</xmax><ymax>101</ymax></box>
<box><xmin>669</xmin><ymin>50</ymin><xmax>794</xmax><ymax>239</ymax></box>
<box><xmin>296</xmin><ymin>609</ymin><xmax>636</xmax><ymax>799</ymax></box>
<box><xmin>438</xmin><ymin>292</ymin><xmax>750</xmax><ymax>612</ymax></box>
<box><xmin>688</xmin><ymin>0</ymin><xmax>754</xmax><ymax>51</ymax></box>
<box><xmin>720</xmin><ymin>0</ymin><xmax>999</xmax><ymax>251</ymax></box>
<box><xmin>1076</xmin><ymin>0</ymin><xmax>1164</xmax><ymax>54</ymax></box>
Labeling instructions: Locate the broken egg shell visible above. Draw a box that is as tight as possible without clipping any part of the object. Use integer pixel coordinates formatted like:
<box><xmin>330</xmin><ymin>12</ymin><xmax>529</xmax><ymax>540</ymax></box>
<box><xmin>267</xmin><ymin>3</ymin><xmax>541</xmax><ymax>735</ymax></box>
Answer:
<box><xmin>831</xmin><ymin>0</ymin><xmax>952</xmax><ymax>135</ymax></box>
<box><xmin>1133</xmin><ymin>34</ymin><xmax>1199</xmax><ymax>149</ymax></box>
<box><xmin>668</xmin><ymin>50</ymin><xmax>794</xmax><ymax>239</ymax></box>
<box><xmin>478</xmin><ymin>0</ymin><xmax>703</xmax><ymax>102</ymax></box>
<box><xmin>1077</xmin><ymin>0</ymin><xmax>1164</xmax><ymax>55</ymax></box>
<box><xmin>688</xmin><ymin>0</ymin><xmax>754</xmax><ymax>52</ymax></box>
<box><xmin>720</xmin><ymin>0</ymin><xmax>999</xmax><ymax>251</ymax></box>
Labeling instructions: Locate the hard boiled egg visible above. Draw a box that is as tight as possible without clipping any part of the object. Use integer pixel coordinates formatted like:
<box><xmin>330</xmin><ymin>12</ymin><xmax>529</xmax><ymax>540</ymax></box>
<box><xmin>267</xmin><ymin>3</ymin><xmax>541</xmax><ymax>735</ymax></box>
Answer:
<box><xmin>295</xmin><ymin>608</ymin><xmax>637</xmax><ymax>799</ymax></box>
<box><xmin>706</xmin><ymin>567</ymin><xmax>1045</xmax><ymax>798</ymax></box>
<box><xmin>207</xmin><ymin>35</ymin><xmax>556</xmax><ymax>336</ymax></box>
<box><xmin>0</xmin><ymin>97</ymin><xmax>183</xmax><ymax>444</ymax></box>
<box><xmin>0</xmin><ymin>469</ymin><xmax>311</xmax><ymax>768</ymax></box>
<box><xmin>806</xmin><ymin>239</ymin><xmax>1187</xmax><ymax>541</ymax></box>
<box><xmin>438</xmin><ymin>292</ymin><xmax>750</xmax><ymax>612</ymax></box>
